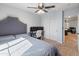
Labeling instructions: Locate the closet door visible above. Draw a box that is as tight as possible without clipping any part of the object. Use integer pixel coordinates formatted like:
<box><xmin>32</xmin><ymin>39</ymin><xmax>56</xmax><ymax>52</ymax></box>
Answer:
<box><xmin>49</xmin><ymin>11</ymin><xmax>63</xmax><ymax>43</ymax></box>
<box><xmin>56</xmin><ymin>11</ymin><xmax>63</xmax><ymax>43</ymax></box>
<box><xmin>49</xmin><ymin>13</ymin><xmax>58</xmax><ymax>41</ymax></box>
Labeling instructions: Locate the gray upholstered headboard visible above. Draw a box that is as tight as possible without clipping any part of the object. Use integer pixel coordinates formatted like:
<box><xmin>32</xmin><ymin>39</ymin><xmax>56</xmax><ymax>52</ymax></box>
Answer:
<box><xmin>0</xmin><ymin>16</ymin><xmax>27</xmax><ymax>36</ymax></box>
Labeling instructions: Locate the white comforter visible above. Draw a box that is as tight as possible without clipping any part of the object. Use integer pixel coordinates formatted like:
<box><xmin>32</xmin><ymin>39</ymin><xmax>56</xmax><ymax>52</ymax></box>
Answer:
<box><xmin>0</xmin><ymin>35</ymin><xmax>58</xmax><ymax>56</ymax></box>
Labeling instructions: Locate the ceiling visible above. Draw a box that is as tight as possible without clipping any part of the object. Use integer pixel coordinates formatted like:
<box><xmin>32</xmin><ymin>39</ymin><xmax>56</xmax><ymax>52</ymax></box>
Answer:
<box><xmin>1</xmin><ymin>3</ymin><xmax>79</xmax><ymax>13</ymax></box>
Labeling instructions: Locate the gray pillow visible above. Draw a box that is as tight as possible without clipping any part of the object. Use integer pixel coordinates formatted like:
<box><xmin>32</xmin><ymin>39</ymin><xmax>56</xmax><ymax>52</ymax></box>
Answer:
<box><xmin>0</xmin><ymin>35</ymin><xmax>15</xmax><ymax>44</ymax></box>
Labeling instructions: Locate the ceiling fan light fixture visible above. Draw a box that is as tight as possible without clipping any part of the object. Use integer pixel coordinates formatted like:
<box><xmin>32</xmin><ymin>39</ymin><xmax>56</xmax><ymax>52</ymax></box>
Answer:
<box><xmin>36</xmin><ymin>10</ymin><xmax>45</xmax><ymax>14</ymax></box>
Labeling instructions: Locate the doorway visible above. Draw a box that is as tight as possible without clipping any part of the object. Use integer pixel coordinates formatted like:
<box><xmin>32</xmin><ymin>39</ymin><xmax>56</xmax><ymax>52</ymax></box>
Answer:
<box><xmin>64</xmin><ymin>16</ymin><xmax>78</xmax><ymax>51</ymax></box>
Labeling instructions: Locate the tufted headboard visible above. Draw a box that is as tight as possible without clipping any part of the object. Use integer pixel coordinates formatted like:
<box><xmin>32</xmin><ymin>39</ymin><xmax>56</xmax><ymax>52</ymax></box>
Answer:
<box><xmin>0</xmin><ymin>16</ymin><xmax>27</xmax><ymax>36</ymax></box>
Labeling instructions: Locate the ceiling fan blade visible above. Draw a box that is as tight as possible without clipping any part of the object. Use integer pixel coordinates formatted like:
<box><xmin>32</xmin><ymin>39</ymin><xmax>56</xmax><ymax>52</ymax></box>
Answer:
<box><xmin>45</xmin><ymin>5</ymin><xmax>55</xmax><ymax>9</ymax></box>
<box><xmin>35</xmin><ymin>10</ymin><xmax>39</xmax><ymax>13</ymax></box>
<box><xmin>43</xmin><ymin>9</ymin><xmax>48</xmax><ymax>12</ymax></box>
<box><xmin>27</xmin><ymin>7</ymin><xmax>38</xmax><ymax>9</ymax></box>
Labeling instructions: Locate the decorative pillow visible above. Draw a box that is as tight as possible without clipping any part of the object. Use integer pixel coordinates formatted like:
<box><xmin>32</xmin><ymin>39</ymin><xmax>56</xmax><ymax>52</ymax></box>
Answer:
<box><xmin>0</xmin><ymin>35</ymin><xmax>15</xmax><ymax>44</ymax></box>
<box><xmin>36</xmin><ymin>30</ymin><xmax>42</xmax><ymax>37</ymax></box>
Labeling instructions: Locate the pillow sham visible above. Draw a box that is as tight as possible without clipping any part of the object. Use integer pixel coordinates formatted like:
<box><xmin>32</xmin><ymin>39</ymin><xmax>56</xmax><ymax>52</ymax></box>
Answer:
<box><xmin>0</xmin><ymin>43</ymin><xmax>9</xmax><ymax>56</ymax></box>
<box><xmin>0</xmin><ymin>43</ymin><xmax>8</xmax><ymax>51</ymax></box>
<box><xmin>8</xmin><ymin>37</ymin><xmax>26</xmax><ymax>46</ymax></box>
<box><xmin>0</xmin><ymin>49</ymin><xmax>9</xmax><ymax>56</ymax></box>
<box><xmin>0</xmin><ymin>35</ymin><xmax>15</xmax><ymax>44</ymax></box>
<box><xmin>8</xmin><ymin>38</ymin><xmax>32</xmax><ymax>56</ymax></box>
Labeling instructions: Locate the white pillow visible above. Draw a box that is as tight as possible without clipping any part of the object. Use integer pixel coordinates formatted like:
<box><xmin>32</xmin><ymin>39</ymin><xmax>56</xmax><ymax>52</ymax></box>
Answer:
<box><xmin>0</xmin><ymin>43</ymin><xmax>9</xmax><ymax>56</ymax></box>
<box><xmin>15</xmin><ymin>34</ymin><xmax>28</xmax><ymax>39</ymax></box>
<box><xmin>0</xmin><ymin>35</ymin><xmax>15</xmax><ymax>42</ymax></box>
<box><xmin>0</xmin><ymin>49</ymin><xmax>9</xmax><ymax>56</ymax></box>
<box><xmin>8</xmin><ymin>37</ymin><xmax>26</xmax><ymax>46</ymax></box>
<box><xmin>8</xmin><ymin>39</ymin><xmax>32</xmax><ymax>56</ymax></box>
<box><xmin>0</xmin><ymin>43</ymin><xmax>8</xmax><ymax>51</ymax></box>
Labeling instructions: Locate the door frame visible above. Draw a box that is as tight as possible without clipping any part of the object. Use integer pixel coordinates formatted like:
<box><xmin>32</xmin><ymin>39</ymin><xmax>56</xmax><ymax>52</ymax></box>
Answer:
<box><xmin>62</xmin><ymin>11</ymin><xmax>65</xmax><ymax>43</ymax></box>
<box><xmin>62</xmin><ymin>13</ymin><xmax>79</xmax><ymax>50</ymax></box>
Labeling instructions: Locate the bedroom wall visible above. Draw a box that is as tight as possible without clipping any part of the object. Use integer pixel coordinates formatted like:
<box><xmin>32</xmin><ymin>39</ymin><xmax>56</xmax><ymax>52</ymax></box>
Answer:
<box><xmin>0</xmin><ymin>4</ymin><xmax>79</xmax><ymax>44</ymax></box>
<box><xmin>0</xmin><ymin>4</ymin><xmax>41</xmax><ymax>33</ymax></box>
<box><xmin>41</xmin><ymin>11</ymin><xmax>63</xmax><ymax>43</ymax></box>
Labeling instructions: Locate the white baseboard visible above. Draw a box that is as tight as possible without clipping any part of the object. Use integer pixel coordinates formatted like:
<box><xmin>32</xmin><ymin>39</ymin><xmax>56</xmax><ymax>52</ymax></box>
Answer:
<box><xmin>44</xmin><ymin>37</ymin><xmax>62</xmax><ymax>44</ymax></box>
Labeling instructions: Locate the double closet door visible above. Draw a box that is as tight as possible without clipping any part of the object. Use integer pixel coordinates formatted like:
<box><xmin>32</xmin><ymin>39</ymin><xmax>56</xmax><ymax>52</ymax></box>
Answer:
<box><xmin>42</xmin><ymin>11</ymin><xmax>63</xmax><ymax>43</ymax></box>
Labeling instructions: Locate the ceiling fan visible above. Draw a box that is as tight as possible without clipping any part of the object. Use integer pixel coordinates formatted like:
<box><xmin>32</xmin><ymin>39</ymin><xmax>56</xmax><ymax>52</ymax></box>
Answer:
<box><xmin>27</xmin><ymin>3</ymin><xmax>55</xmax><ymax>14</ymax></box>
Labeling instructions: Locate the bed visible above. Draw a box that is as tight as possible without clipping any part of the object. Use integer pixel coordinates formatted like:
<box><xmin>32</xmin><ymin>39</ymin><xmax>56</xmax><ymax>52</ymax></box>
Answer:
<box><xmin>0</xmin><ymin>16</ymin><xmax>60</xmax><ymax>56</ymax></box>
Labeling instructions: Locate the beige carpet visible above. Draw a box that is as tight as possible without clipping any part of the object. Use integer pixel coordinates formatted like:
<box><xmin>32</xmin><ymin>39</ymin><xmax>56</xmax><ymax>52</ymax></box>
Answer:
<box><xmin>43</xmin><ymin>38</ymin><xmax>79</xmax><ymax>56</ymax></box>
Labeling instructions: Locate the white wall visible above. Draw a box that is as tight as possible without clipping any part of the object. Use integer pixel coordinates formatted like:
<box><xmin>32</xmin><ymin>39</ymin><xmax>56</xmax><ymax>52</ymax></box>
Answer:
<box><xmin>0</xmin><ymin>4</ymin><xmax>41</xmax><ymax>33</ymax></box>
<box><xmin>64</xmin><ymin>7</ymin><xmax>79</xmax><ymax>50</ymax></box>
<box><xmin>1</xmin><ymin>4</ymin><xmax>79</xmax><ymax>44</ymax></box>
<box><xmin>64</xmin><ymin>7</ymin><xmax>79</xmax><ymax>17</ymax></box>
<box><xmin>0</xmin><ymin>4</ymin><xmax>63</xmax><ymax>43</ymax></box>
<box><xmin>41</xmin><ymin>11</ymin><xmax>63</xmax><ymax>43</ymax></box>
<box><xmin>65</xmin><ymin>16</ymin><xmax>78</xmax><ymax>29</ymax></box>
<box><xmin>69</xmin><ymin>17</ymin><xmax>78</xmax><ymax>28</ymax></box>
<box><xmin>64</xmin><ymin>7</ymin><xmax>79</xmax><ymax>32</ymax></box>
